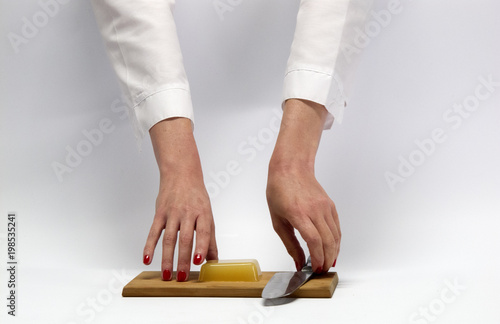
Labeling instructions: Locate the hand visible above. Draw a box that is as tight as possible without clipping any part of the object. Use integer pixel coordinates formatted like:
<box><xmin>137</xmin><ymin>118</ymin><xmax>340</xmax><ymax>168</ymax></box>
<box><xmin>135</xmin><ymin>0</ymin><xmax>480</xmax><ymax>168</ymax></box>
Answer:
<box><xmin>267</xmin><ymin>165</ymin><xmax>340</xmax><ymax>273</ymax></box>
<box><xmin>142</xmin><ymin>118</ymin><xmax>218</xmax><ymax>281</ymax></box>
<box><xmin>266</xmin><ymin>99</ymin><xmax>341</xmax><ymax>273</ymax></box>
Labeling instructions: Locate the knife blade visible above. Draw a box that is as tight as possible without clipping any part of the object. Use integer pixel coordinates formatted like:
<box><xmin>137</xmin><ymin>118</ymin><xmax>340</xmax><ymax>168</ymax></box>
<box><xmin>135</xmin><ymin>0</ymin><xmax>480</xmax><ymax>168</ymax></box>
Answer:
<box><xmin>261</xmin><ymin>256</ymin><xmax>314</xmax><ymax>299</ymax></box>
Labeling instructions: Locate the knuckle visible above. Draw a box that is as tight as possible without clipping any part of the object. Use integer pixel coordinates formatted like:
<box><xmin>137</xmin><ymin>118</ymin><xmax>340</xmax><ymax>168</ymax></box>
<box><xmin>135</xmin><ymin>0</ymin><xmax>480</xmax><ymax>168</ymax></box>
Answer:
<box><xmin>272</xmin><ymin>220</ymin><xmax>293</xmax><ymax>236</ymax></box>
<box><xmin>281</xmin><ymin>202</ymin><xmax>302</xmax><ymax>217</ymax></box>
<box><xmin>315</xmin><ymin>197</ymin><xmax>331</xmax><ymax>211</ymax></box>
<box><xmin>325</xmin><ymin>238</ymin><xmax>336</xmax><ymax>250</ymax></box>
<box><xmin>165</xmin><ymin>205</ymin><xmax>182</xmax><ymax>217</ymax></box>
<box><xmin>154</xmin><ymin>207</ymin><xmax>169</xmax><ymax>219</ymax></box>
<box><xmin>177</xmin><ymin>259</ymin><xmax>189</xmax><ymax>267</ymax></box>
<box><xmin>195</xmin><ymin>227</ymin><xmax>211</xmax><ymax>239</ymax></box>
<box><xmin>208</xmin><ymin>246</ymin><xmax>218</xmax><ymax>259</ymax></box>
<box><xmin>317</xmin><ymin>196</ymin><xmax>330</xmax><ymax>206</ymax></box>
<box><xmin>305</xmin><ymin>235</ymin><xmax>321</xmax><ymax>247</ymax></box>
<box><xmin>271</xmin><ymin>220</ymin><xmax>283</xmax><ymax>232</ymax></box>
<box><xmin>148</xmin><ymin>224</ymin><xmax>162</xmax><ymax>238</ymax></box>
<box><xmin>163</xmin><ymin>232</ymin><xmax>177</xmax><ymax>246</ymax></box>
<box><xmin>161</xmin><ymin>259</ymin><xmax>173</xmax><ymax>269</ymax></box>
<box><xmin>167</xmin><ymin>204</ymin><xmax>210</xmax><ymax>220</ymax></box>
<box><xmin>285</xmin><ymin>246</ymin><xmax>297</xmax><ymax>257</ymax></box>
<box><xmin>179</xmin><ymin>233</ymin><xmax>192</xmax><ymax>246</ymax></box>
<box><xmin>291</xmin><ymin>206</ymin><xmax>306</xmax><ymax>218</ymax></box>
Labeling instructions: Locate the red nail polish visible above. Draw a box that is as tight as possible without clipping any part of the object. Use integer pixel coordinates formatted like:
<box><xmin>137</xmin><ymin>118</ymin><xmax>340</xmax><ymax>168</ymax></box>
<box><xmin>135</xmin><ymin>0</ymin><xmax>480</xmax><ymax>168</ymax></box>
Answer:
<box><xmin>315</xmin><ymin>266</ymin><xmax>323</xmax><ymax>274</ymax></box>
<box><xmin>295</xmin><ymin>261</ymin><xmax>301</xmax><ymax>271</ymax></box>
<box><xmin>177</xmin><ymin>271</ymin><xmax>187</xmax><ymax>282</ymax></box>
<box><xmin>162</xmin><ymin>269</ymin><xmax>172</xmax><ymax>281</ymax></box>
<box><xmin>143</xmin><ymin>255</ymin><xmax>150</xmax><ymax>265</ymax></box>
<box><xmin>332</xmin><ymin>259</ymin><xmax>337</xmax><ymax>268</ymax></box>
<box><xmin>193</xmin><ymin>253</ymin><xmax>203</xmax><ymax>265</ymax></box>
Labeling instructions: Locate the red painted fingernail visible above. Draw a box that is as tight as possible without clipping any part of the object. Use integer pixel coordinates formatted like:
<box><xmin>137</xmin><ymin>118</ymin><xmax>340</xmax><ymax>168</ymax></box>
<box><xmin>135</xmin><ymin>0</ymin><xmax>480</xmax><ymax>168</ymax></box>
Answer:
<box><xmin>315</xmin><ymin>266</ymin><xmax>323</xmax><ymax>274</ymax></box>
<box><xmin>177</xmin><ymin>271</ymin><xmax>187</xmax><ymax>282</ymax></box>
<box><xmin>162</xmin><ymin>269</ymin><xmax>172</xmax><ymax>281</ymax></box>
<box><xmin>332</xmin><ymin>259</ymin><xmax>337</xmax><ymax>268</ymax></box>
<box><xmin>193</xmin><ymin>253</ymin><xmax>203</xmax><ymax>265</ymax></box>
<box><xmin>143</xmin><ymin>255</ymin><xmax>150</xmax><ymax>265</ymax></box>
<box><xmin>295</xmin><ymin>261</ymin><xmax>301</xmax><ymax>271</ymax></box>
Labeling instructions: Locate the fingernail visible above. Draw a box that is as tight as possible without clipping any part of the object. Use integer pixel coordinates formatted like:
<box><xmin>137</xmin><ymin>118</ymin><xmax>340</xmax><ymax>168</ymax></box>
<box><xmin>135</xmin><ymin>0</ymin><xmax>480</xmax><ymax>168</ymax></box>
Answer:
<box><xmin>177</xmin><ymin>270</ymin><xmax>187</xmax><ymax>282</ymax></box>
<box><xmin>162</xmin><ymin>269</ymin><xmax>172</xmax><ymax>281</ymax></box>
<box><xmin>193</xmin><ymin>253</ymin><xmax>203</xmax><ymax>265</ymax></box>
<box><xmin>315</xmin><ymin>266</ymin><xmax>323</xmax><ymax>274</ymax></box>
<box><xmin>332</xmin><ymin>259</ymin><xmax>337</xmax><ymax>268</ymax></box>
<box><xmin>143</xmin><ymin>255</ymin><xmax>150</xmax><ymax>265</ymax></box>
<box><xmin>295</xmin><ymin>261</ymin><xmax>301</xmax><ymax>271</ymax></box>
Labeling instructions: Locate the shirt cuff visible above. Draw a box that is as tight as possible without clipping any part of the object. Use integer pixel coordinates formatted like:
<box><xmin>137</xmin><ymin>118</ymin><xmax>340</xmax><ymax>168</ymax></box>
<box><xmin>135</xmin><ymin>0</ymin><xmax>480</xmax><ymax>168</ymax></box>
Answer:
<box><xmin>132</xmin><ymin>87</ymin><xmax>194</xmax><ymax>141</ymax></box>
<box><xmin>282</xmin><ymin>68</ymin><xmax>347</xmax><ymax>130</ymax></box>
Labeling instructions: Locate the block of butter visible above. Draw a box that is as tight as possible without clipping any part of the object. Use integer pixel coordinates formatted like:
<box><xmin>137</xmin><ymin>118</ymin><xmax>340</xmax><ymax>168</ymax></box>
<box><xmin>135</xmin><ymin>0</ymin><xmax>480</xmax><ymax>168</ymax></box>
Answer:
<box><xmin>199</xmin><ymin>259</ymin><xmax>262</xmax><ymax>282</ymax></box>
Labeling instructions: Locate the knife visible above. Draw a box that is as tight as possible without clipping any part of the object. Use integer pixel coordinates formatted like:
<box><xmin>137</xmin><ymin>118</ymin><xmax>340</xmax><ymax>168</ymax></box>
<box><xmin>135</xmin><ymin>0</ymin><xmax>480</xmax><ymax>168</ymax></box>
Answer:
<box><xmin>261</xmin><ymin>256</ymin><xmax>314</xmax><ymax>299</ymax></box>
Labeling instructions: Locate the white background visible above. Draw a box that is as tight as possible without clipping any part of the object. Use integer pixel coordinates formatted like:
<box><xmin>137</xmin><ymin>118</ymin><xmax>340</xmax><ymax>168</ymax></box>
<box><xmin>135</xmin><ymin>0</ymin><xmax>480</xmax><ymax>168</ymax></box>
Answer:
<box><xmin>1</xmin><ymin>0</ymin><xmax>499</xmax><ymax>323</ymax></box>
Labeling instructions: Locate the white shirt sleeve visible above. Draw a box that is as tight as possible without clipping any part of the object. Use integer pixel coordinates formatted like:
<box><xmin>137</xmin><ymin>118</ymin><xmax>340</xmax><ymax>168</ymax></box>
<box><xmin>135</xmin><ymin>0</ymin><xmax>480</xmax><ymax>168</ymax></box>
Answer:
<box><xmin>90</xmin><ymin>0</ymin><xmax>194</xmax><ymax>141</ymax></box>
<box><xmin>90</xmin><ymin>0</ymin><xmax>367</xmax><ymax>140</ymax></box>
<box><xmin>283</xmin><ymin>0</ymin><xmax>352</xmax><ymax>129</ymax></box>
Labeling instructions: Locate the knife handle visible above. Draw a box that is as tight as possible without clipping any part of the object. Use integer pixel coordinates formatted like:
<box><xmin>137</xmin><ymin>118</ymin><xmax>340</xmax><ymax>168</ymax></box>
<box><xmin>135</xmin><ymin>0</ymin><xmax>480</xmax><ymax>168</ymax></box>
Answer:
<box><xmin>301</xmin><ymin>256</ymin><xmax>313</xmax><ymax>273</ymax></box>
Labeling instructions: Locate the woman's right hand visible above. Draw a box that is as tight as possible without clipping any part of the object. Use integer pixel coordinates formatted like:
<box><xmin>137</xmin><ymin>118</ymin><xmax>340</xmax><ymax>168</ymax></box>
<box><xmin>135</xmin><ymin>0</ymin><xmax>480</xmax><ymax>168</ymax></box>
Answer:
<box><xmin>266</xmin><ymin>99</ymin><xmax>340</xmax><ymax>273</ymax></box>
<box><xmin>142</xmin><ymin>118</ymin><xmax>218</xmax><ymax>281</ymax></box>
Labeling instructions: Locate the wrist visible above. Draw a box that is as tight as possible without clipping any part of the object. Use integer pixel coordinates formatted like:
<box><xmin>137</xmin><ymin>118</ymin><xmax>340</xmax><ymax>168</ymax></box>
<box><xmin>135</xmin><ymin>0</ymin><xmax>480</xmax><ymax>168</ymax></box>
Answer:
<box><xmin>268</xmin><ymin>153</ymin><xmax>315</xmax><ymax>177</ymax></box>
<box><xmin>269</xmin><ymin>99</ymin><xmax>327</xmax><ymax>174</ymax></box>
<box><xmin>269</xmin><ymin>143</ymin><xmax>315</xmax><ymax>171</ymax></box>
<box><xmin>150</xmin><ymin>117</ymin><xmax>203</xmax><ymax>177</ymax></box>
<box><xmin>158</xmin><ymin>158</ymin><xmax>203</xmax><ymax>181</ymax></box>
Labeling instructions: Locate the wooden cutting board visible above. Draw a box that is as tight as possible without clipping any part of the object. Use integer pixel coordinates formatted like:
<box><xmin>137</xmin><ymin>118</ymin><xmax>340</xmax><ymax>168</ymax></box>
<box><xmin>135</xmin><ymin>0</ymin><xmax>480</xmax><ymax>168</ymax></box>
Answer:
<box><xmin>122</xmin><ymin>271</ymin><xmax>338</xmax><ymax>298</ymax></box>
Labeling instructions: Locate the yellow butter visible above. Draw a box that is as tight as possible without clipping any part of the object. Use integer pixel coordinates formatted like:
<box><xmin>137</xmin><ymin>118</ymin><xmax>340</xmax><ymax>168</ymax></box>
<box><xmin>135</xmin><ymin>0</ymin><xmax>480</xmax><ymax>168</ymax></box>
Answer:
<box><xmin>199</xmin><ymin>259</ymin><xmax>262</xmax><ymax>282</ymax></box>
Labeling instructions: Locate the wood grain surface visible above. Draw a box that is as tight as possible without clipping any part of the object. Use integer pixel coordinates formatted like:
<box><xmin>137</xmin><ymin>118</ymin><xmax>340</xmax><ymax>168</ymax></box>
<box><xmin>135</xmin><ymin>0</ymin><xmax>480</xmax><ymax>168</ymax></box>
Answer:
<box><xmin>122</xmin><ymin>271</ymin><xmax>338</xmax><ymax>298</ymax></box>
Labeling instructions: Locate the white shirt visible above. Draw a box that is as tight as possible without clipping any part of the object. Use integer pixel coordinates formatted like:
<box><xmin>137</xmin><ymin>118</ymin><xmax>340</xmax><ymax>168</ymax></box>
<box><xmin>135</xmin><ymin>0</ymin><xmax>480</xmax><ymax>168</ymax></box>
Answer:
<box><xmin>90</xmin><ymin>0</ymin><xmax>367</xmax><ymax>141</ymax></box>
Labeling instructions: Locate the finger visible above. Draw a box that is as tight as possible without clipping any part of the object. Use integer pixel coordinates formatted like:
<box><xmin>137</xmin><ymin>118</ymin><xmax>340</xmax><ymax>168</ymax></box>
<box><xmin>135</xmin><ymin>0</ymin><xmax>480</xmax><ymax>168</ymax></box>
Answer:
<box><xmin>143</xmin><ymin>214</ymin><xmax>166</xmax><ymax>265</ymax></box>
<box><xmin>330</xmin><ymin>203</ymin><xmax>341</xmax><ymax>260</ymax></box>
<box><xmin>323</xmin><ymin>200</ymin><xmax>336</xmax><ymax>236</ymax></box>
<box><xmin>272</xmin><ymin>216</ymin><xmax>305</xmax><ymax>271</ymax></box>
<box><xmin>192</xmin><ymin>213</ymin><xmax>212</xmax><ymax>265</ymax></box>
<box><xmin>330</xmin><ymin>201</ymin><xmax>341</xmax><ymax>233</ymax></box>
<box><xmin>310</xmin><ymin>212</ymin><xmax>336</xmax><ymax>271</ymax></box>
<box><xmin>176</xmin><ymin>217</ymin><xmax>195</xmax><ymax>282</ymax></box>
<box><xmin>161</xmin><ymin>217</ymin><xmax>180</xmax><ymax>281</ymax></box>
<box><xmin>291</xmin><ymin>218</ymin><xmax>323</xmax><ymax>273</ymax></box>
<box><xmin>322</xmin><ymin>204</ymin><xmax>340</xmax><ymax>267</ymax></box>
<box><xmin>329</xmin><ymin>222</ymin><xmax>341</xmax><ymax>266</ymax></box>
<box><xmin>206</xmin><ymin>219</ymin><xmax>218</xmax><ymax>261</ymax></box>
